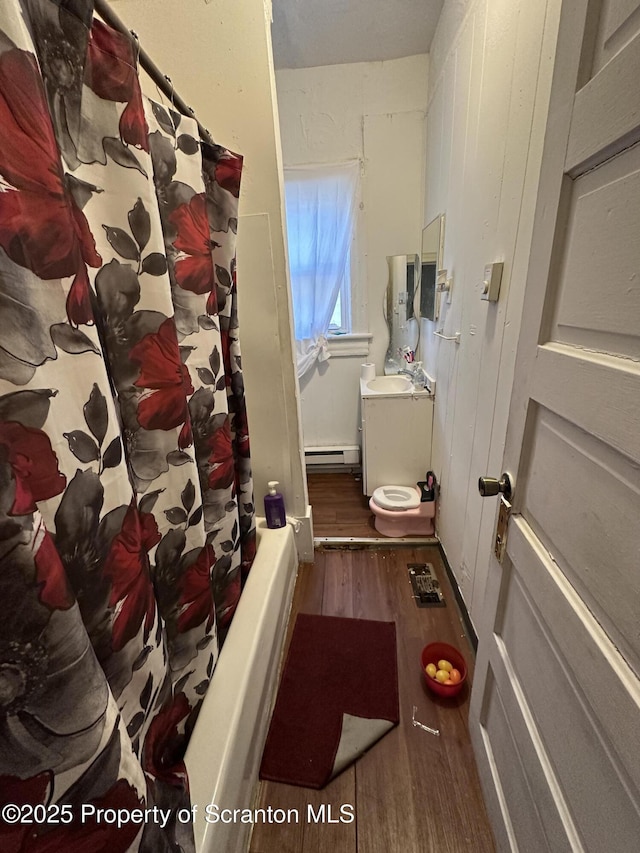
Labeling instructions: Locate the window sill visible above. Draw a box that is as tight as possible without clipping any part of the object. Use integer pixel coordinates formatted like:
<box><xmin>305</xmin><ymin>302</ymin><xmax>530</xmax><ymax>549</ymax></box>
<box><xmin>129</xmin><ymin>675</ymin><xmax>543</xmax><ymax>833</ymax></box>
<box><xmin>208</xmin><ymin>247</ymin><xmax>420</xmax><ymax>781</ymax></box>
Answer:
<box><xmin>326</xmin><ymin>332</ymin><xmax>372</xmax><ymax>358</ymax></box>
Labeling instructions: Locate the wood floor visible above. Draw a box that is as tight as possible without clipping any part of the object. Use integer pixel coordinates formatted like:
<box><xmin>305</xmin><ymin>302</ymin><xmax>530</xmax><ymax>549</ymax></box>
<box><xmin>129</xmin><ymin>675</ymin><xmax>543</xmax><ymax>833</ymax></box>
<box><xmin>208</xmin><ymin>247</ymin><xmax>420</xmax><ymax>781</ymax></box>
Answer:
<box><xmin>307</xmin><ymin>471</ymin><xmax>376</xmax><ymax>537</ymax></box>
<box><xmin>249</xmin><ymin>545</ymin><xmax>495</xmax><ymax>853</ymax></box>
<box><xmin>307</xmin><ymin>471</ymin><xmax>395</xmax><ymax>538</ymax></box>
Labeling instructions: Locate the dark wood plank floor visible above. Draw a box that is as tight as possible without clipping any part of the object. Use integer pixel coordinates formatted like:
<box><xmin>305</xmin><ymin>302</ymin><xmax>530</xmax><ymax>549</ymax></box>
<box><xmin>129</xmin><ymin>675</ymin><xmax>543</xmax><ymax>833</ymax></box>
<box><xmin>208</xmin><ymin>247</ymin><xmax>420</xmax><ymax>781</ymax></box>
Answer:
<box><xmin>307</xmin><ymin>471</ymin><xmax>377</xmax><ymax>537</ymax></box>
<box><xmin>249</xmin><ymin>546</ymin><xmax>495</xmax><ymax>853</ymax></box>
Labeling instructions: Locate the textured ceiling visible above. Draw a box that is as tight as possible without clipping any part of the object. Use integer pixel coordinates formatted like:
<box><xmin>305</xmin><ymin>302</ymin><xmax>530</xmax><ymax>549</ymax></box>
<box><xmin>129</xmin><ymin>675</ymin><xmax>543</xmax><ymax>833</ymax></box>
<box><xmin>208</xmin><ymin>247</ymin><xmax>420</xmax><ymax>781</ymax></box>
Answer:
<box><xmin>271</xmin><ymin>0</ymin><xmax>444</xmax><ymax>70</ymax></box>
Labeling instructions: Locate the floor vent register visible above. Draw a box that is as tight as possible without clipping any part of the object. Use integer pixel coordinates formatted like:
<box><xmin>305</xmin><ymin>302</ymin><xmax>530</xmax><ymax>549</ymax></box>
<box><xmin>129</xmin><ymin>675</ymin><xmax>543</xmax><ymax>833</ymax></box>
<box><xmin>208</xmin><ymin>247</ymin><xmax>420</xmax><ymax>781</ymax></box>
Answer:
<box><xmin>408</xmin><ymin>563</ymin><xmax>446</xmax><ymax>608</ymax></box>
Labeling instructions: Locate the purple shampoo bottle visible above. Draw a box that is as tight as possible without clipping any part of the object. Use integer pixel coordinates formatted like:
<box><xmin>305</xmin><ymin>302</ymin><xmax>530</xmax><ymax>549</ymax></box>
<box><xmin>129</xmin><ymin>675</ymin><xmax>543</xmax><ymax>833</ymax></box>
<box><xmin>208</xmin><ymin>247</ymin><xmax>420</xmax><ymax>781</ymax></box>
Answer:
<box><xmin>264</xmin><ymin>480</ymin><xmax>286</xmax><ymax>529</ymax></box>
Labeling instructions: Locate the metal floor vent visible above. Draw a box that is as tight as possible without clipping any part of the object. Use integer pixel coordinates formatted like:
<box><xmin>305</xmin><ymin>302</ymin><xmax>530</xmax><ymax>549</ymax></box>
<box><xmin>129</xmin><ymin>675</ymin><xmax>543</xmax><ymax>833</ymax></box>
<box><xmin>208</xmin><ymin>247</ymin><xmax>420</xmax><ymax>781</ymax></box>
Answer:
<box><xmin>408</xmin><ymin>563</ymin><xmax>446</xmax><ymax>607</ymax></box>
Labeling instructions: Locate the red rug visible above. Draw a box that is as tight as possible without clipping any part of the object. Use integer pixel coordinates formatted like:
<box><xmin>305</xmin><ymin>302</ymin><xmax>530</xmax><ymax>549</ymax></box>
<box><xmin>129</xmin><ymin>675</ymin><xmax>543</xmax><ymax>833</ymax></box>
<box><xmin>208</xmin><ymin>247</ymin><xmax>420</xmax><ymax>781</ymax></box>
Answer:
<box><xmin>259</xmin><ymin>614</ymin><xmax>399</xmax><ymax>789</ymax></box>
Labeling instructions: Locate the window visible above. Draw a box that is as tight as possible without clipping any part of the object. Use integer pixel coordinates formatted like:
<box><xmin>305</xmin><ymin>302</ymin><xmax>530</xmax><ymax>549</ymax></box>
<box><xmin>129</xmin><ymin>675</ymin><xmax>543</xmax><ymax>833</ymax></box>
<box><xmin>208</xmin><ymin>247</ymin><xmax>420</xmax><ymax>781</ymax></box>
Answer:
<box><xmin>283</xmin><ymin>162</ymin><xmax>359</xmax><ymax>350</ymax></box>
<box><xmin>327</xmin><ymin>249</ymin><xmax>351</xmax><ymax>333</ymax></box>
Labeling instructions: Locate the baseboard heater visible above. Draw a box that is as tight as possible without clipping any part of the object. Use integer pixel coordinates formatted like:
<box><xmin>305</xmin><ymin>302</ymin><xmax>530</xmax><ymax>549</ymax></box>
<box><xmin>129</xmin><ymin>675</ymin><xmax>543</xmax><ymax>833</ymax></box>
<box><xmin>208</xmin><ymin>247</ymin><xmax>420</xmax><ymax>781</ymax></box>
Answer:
<box><xmin>305</xmin><ymin>445</ymin><xmax>360</xmax><ymax>467</ymax></box>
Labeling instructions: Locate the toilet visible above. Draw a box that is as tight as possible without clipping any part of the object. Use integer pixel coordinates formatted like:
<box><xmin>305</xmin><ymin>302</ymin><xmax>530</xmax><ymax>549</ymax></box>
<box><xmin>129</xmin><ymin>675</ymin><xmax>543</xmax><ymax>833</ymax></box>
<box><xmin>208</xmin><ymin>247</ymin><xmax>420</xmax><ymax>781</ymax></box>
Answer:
<box><xmin>369</xmin><ymin>485</ymin><xmax>436</xmax><ymax>537</ymax></box>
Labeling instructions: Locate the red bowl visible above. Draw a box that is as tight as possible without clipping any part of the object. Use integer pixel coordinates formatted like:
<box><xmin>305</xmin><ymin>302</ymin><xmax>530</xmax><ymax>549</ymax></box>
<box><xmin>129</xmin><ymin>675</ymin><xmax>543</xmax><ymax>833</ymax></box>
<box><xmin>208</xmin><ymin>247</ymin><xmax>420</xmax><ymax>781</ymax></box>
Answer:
<box><xmin>421</xmin><ymin>642</ymin><xmax>467</xmax><ymax>697</ymax></box>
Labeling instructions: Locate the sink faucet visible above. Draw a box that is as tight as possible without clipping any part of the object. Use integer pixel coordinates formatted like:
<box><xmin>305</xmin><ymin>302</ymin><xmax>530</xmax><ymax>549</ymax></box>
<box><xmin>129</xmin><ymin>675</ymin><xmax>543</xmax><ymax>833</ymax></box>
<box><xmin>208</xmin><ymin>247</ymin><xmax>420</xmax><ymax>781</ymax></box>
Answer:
<box><xmin>398</xmin><ymin>362</ymin><xmax>430</xmax><ymax>391</ymax></box>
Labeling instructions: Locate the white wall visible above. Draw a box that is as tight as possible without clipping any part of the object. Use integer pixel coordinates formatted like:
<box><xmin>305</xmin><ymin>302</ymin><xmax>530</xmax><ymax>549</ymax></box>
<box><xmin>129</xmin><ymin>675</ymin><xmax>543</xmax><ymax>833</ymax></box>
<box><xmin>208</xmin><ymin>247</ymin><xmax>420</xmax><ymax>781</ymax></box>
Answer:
<box><xmin>276</xmin><ymin>56</ymin><xmax>428</xmax><ymax>452</ymax></box>
<box><xmin>422</xmin><ymin>0</ymin><xmax>558</xmax><ymax>622</ymax></box>
<box><xmin>111</xmin><ymin>0</ymin><xmax>312</xmax><ymax>556</ymax></box>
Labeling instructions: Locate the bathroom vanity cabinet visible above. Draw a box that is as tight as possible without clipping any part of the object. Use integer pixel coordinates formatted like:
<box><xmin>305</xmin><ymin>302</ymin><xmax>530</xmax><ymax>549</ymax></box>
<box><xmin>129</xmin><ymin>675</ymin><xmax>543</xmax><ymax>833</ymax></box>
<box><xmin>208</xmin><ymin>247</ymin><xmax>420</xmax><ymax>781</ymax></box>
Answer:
<box><xmin>359</xmin><ymin>379</ymin><xmax>433</xmax><ymax>495</ymax></box>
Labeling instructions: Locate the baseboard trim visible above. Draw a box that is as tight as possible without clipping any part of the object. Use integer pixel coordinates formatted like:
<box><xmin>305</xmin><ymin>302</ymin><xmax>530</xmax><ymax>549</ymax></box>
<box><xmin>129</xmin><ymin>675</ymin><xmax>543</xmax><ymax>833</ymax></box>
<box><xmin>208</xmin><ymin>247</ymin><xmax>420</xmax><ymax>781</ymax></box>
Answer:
<box><xmin>315</xmin><ymin>536</ymin><xmax>439</xmax><ymax>548</ymax></box>
<box><xmin>437</xmin><ymin>543</ymin><xmax>478</xmax><ymax>652</ymax></box>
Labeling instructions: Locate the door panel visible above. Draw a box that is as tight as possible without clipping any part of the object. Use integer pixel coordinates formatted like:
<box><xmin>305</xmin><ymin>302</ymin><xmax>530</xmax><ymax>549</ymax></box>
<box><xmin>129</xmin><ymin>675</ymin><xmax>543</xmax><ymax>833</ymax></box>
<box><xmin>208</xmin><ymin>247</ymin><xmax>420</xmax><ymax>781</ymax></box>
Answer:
<box><xmin>596</xmin><ymin>0</ymin><xmax>640</xmax><ymax>69</ymax></box>
<box><xmin>469</xmin><ymin>0</ymin><xmax>640</xmax><ymax>848</ymax></box>
<box><xmin>551</xmin><ymin>145</ymin><xmax>640</xmax><ymax>355</ymax></box>
<box><xmin>506</xmin><ymin>520</ymin><xmax>640</xmax><ymax>798</ymax></box>
<box><xmin>480</xmin><ymin>668</ymin><xmax>561</xmax><ymax>853</ymax></box>
<box><xmin>568</xmin><ymin>28</ymin><xmax>640</xmax><ymax>172</ymax></box>
<box><xmin>530</xmin><ymin>345</ymin><xmax>640</xmax><ymax>459</ymax></box>
<box><xmin>481</xmin><ymin>516</ymin><xmax>640</xmax><ymax>851</ymax></box>
<box><xmin>521</xmin><ymin>405</ymin><xmax>640</xmax><ymax>671</ymax></box>
<box><xmin>500</xmin><ymin>549</ymin><xmax>640</xmax><ymax>851</ymax></box>
<box><xmin>480</xmin><ymin>651</ymin><xmax>579</xmax><ymax>852</ymax></box>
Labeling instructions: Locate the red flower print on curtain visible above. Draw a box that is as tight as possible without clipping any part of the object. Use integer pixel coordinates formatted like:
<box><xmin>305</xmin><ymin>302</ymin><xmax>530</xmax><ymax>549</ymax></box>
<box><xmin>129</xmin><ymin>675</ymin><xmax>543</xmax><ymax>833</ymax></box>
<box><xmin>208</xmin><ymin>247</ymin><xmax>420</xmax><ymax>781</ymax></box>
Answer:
<box><xmin>85</xmin><ymin>19</ymin><xmax>149</xmax><ymax>151</ymax></box>
<box><xmin>0</xmin><ymin>421</ymin><xmax>67</xmax><ymax>514</ymax></box>
<box><xmin>169</xmin><ymin>193</ymin><xmax>215</xmax><ymax>296</ymax></box>
<box><xmin>130</xmin><ymin>316</ymin><xmax>194</xmax><ymax>447</ymax></box>
<box><xmin>207</xmin><ymin>419</ymin><xmax>235</xmax><ymax>491</ymax></box>
<box><xmin>0</xmin><ymin>49</ymin><xmax>101</xmax><ymax>326</ymax></box>
<box><xmin>103</xmin><ymin>502</ymin><xmax>160</xmax><ymax>652</ymax></box>
<box><xmin>214</xmin><ymin>152</ymin><xmax>242</xmax><ymax>198</ymax></box>
<box><xmin>142</xmin><ymin>692</ymin><xmax>191</xmax><ymax>787</ymax></box>
<box><xmin>177</xmin><ymin>543</ymin><xmax>216</xmax><ymax>634</ymax></box>
<box><xmin>34</xmin><ymin>527</ymin><xmax>75</xmax><ymax>612</ymax></box>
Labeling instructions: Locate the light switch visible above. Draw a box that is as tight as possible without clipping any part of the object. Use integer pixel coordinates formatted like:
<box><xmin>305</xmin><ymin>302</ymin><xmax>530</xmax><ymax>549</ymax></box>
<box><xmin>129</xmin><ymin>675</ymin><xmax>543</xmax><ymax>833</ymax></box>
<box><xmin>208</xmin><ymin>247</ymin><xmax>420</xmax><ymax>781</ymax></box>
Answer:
<box><xmin>481</xmin><ymin>262</ymin><xmax>503</xmax><ymax>302</ymax></box>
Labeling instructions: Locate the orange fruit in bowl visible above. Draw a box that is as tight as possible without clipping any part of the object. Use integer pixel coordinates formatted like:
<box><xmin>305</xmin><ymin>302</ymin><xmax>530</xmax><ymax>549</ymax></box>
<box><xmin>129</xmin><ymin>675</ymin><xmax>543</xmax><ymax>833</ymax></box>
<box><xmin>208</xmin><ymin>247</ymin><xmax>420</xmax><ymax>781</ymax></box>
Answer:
<box><xmin>421</xmin><ymin>642</ymin><xmax>467</xmax><ymax>697</ymax></box>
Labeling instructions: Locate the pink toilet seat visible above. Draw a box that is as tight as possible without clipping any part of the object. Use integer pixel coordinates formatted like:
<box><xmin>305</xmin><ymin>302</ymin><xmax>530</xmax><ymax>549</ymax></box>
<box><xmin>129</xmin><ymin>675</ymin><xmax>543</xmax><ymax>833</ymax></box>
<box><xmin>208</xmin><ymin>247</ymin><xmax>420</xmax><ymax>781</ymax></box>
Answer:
<box><xmin>368</xmin><ymin>492</ymin><xmax>436</xmax><ymax>537</ymax></box>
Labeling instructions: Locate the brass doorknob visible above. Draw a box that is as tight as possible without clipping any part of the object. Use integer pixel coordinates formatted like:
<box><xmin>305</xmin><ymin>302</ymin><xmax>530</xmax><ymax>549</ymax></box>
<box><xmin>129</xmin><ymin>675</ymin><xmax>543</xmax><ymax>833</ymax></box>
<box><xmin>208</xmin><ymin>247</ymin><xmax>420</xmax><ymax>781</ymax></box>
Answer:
<box><xmin>478</xmin><ymin>473</ymin><xmax>512</xmax><ymax>500</ymax></box>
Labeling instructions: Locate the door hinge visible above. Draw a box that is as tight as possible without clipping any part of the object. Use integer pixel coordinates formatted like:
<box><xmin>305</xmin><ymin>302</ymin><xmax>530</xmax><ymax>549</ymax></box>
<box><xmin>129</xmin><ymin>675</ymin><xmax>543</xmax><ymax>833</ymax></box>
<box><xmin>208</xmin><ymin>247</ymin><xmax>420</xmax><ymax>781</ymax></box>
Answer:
<box><xmin>495</xmin><ymin>496</ymin><xmax>511</xmax><ymax>563</ymax></box>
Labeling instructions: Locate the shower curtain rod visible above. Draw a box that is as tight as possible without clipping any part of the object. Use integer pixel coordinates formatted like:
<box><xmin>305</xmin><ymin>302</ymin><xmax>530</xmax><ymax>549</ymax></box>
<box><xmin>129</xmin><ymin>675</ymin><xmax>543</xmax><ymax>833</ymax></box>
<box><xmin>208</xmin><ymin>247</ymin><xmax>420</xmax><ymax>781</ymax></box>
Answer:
<box><xmin>93</xmin><ymin>0</ymin><xmax>216</xmax><ymax>147</ymax></box>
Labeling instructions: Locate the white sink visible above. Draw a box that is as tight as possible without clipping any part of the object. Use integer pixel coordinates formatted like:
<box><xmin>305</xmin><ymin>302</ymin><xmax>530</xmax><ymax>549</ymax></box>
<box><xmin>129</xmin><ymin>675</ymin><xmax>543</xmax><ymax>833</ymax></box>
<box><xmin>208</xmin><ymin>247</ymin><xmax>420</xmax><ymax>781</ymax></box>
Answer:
<box><xmin>366</xmin><ymin>375</ymin><xmax>413</xmax><ymax>393</ymax></box>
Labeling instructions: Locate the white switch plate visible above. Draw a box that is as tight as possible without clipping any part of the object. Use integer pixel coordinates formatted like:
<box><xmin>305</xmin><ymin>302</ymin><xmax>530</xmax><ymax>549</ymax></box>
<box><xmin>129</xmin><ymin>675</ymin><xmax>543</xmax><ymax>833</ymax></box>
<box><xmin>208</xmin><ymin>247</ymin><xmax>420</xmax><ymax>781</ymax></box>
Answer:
<box><xmin>481</xmin><ymin>262</ymin><xmax>503</xmax><ymax>302</ymax></box>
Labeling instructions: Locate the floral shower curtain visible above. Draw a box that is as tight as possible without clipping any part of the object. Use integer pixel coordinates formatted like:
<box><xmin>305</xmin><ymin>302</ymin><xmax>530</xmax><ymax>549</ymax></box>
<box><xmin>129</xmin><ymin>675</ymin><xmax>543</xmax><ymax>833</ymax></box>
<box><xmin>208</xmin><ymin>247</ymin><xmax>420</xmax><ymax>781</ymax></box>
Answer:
<box><xmin>0</xmin><ymin>1</ymin><xmax>255</xmax><ymax>850</ymax></box>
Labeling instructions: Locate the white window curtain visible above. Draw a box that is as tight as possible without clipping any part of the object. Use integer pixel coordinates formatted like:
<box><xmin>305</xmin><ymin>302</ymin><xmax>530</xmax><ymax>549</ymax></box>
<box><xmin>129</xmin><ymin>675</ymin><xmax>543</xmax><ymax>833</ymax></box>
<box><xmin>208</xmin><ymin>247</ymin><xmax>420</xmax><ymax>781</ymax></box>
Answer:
<box><xmin>284</xmin><ymin>160</ymin><xmax>359</xmax><ymax>378</ymax></box>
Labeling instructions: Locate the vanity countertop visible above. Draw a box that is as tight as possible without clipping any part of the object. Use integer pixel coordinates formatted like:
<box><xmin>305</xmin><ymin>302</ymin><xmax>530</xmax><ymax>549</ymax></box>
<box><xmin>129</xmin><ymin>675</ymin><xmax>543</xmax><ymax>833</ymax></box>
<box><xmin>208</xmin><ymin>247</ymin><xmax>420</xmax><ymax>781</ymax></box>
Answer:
<box><xmin>360</xmin><ymin>377</ymin><xmax>433</xmax><ymax>399</ymax></box>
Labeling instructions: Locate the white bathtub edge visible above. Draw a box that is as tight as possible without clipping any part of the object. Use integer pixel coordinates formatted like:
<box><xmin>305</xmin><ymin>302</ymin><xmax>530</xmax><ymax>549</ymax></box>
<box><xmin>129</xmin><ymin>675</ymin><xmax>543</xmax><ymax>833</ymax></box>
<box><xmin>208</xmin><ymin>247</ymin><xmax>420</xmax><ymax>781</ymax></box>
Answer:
<box><xmin>184</xmin><ymin>519</ymin><xmax>299</xmax><ymax>853</ymax></box>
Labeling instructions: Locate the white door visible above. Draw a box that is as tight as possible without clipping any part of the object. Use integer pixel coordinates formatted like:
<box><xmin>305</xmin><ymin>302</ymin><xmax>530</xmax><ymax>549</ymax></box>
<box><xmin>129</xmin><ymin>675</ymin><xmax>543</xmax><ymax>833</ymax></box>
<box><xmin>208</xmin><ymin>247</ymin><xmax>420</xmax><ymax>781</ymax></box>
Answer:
<box><xmin>469</xmin><ymin>0</ymin><xmax>640</xmax><ymax>850</ymax></box>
